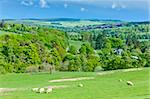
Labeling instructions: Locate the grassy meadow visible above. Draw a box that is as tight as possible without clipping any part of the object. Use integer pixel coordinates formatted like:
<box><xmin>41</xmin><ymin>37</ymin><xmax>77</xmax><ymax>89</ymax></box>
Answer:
<box><xmin>59</xmin><ymin>21</ymin><xmax>104</xmax><ymax>27</ymax></box>
<box><xmin>0</xmin><ymin>68</ymin><xmax>150</xmax><ymax>99</ymax></box>
<box><xmin>69</xmin><ymin>40</ymin><xmax>84</xmax><ymax>50</ymax></box>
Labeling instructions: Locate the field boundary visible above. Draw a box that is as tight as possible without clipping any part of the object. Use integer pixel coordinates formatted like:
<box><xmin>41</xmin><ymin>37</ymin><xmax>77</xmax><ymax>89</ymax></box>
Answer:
<box><xmin>97</xmin><ymin>68</ymin><xmax>143</xmax><ymax>75</ymax></box>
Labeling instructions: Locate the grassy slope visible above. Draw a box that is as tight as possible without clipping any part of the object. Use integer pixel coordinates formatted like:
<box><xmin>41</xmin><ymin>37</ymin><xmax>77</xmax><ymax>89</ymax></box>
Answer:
<box><xmin>0</xmin><ymin>68</ymin><xmax>150</xmax><ymax>99</ymax></box>
<box><xmin>6</xmin><ymin>20</ymin><xmax>104</xmax><ymax>27</ymax></box>
<box><xmin>69</xmin><ymin>40</ymin><xmax>84</xmax><ymax>50</ymax></box>
<box><xmin>60</xmin><ymin>21</ymin><xmax>104</xmax><ymax>27</ymax></box>
<box><xmin>0</xmin><ymin>30</ymin><xmax>14</xmax><ymax>35</ymax></box>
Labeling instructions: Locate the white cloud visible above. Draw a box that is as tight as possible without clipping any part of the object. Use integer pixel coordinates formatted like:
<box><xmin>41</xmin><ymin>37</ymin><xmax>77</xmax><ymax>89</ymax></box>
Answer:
<box><xmin>111</xmin><ymin>2</ymin><xmax>126</xmax><ymax>9</ymax></box>
<box><xmin>19</xmin><ymin>0</ymin><xmax>146</xmax><ymax>10</ymax></box>
<box><xmin>112</xmin><ymin>3</ymin><xmax>116</xmax><ymax>9</ymax></box>
<box><xmin>80</xmin><ymin>7</ymin><xmax>85</xmax><ymax>12</ymax></box>
<box><xmin>80</xmin><ymin>7</ymin><xmax>88</xmax><ymax>12</ymax></box>
<box><xmin>21</xmin><ymin>0</ymin><xmax>33</xmax><ymax>6</ymax></box>
<box><xmin>121</xmin><ymin>4</ymin><xmax>126</xmax><ymax>9</ymax></box>
<box><xmin>39</xmin><ymin>0</ymin><xmax>48</xmax><ymax>8</ymax></box>
<box><xmin>64</xmin><ymin>3</ymin><xmax>68</xmax><ymax>8</ymax></box>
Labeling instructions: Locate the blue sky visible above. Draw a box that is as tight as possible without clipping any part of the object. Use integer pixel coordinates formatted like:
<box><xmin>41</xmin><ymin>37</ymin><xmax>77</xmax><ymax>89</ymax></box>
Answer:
<box><xmin>0</xmin><ymin>0</ymin><xmax>149</xmax><ymax>21</ymax></box>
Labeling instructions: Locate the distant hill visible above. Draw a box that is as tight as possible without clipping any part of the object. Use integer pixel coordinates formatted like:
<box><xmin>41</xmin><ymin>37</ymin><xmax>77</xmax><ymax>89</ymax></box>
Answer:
<box><xmin>1</xmin><ymin>18</ymin><xmax>122</xmax><ymax>22</ymax></box>
<box><xmin>1</xmin><ymin>18</ymin><xmax>149</xmax><ymax>23</ymax></box>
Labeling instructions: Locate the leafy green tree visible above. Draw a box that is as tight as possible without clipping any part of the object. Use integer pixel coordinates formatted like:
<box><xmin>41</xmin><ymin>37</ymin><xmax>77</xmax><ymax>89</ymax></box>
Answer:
<box><xmin>68</xmin><ymin>45</ymin><xmax>77</xmax><ymax>55</ymax></box>
<box><xmin>95</xmin><ymin>33</ymin><xmax>106</xmax><ymax>49</ymax></box>
<box><xmin>79</xmin><ymin>44</ymin><xmax>86</xmax><ymax>54</ymax></box>
<box><xmin>84</xmin><ymin>55</ymin><xmax>100</xmax><ymax>72</ymax></box>
<box><xmin>144</xmin><ymin>49</ymin><xmax>150</xmax><ymax>67</ymax></box>
<box><xmin>109</xmin><ymin>38</ymin><xmax>123</xmax><ymax>48</ymax></box>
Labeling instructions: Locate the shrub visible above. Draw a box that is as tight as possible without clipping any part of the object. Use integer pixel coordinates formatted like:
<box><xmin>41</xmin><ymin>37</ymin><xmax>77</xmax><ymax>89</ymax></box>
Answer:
<box><xmin>0</xmin><ymin>66</ymin><xmax>7</xmax><ymax>74</ymax></box>
<box><xmin>94</xmin><ymin>66</ymin><xmax>104</xmax><ymax>72</ymax></box>
<box><xmin>25</xmin><ymin>66</ymin><xmax>39</xmax><ymax>73</ymax></box>
<box><xmin>39</xmin><ymin>63</ymin><xmax>55</xmax><ymax>73</ymax></box>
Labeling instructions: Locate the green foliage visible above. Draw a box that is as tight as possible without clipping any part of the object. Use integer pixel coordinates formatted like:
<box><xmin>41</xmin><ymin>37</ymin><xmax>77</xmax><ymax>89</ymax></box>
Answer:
<box><xmin>79</xmin><ymin>44</ymin><xmax>86</xmax><ymax>54</ymax></box>
<box><xmin>0</xmin><ymin>66</ymin><xmax>7</xmax><ymax>74</ymax></box>
<box><xmin>144</xmin><ymin>49</ymin><xmax>150</xmax><ymax>67</ymax></box>
<box><xmin>84</xmin><ymin>55</ymin><xmax>100</xmax><ymax>72</ymax></box>
<box><xmin>0</xmin><ymin>24</ymin><xmax>68</xmax><ymax>73</ymax></box>
<box><xmin>25</xmin><ymin>65</ymin><xmax>39</xmax><ymax>73</ymax></box>
<box><xmin>68</xmin><ymin>45</ymin><xmax>77</xmax><ymax>55</ymax></box>
<box><xmin>0</xmin><ymin>22</ymin><xmax>149</xmax><ymax>73</ymax></box>
<box><xmin>95</xmin><ymin>33</ymin><xmax>107</xmax><ymax>49</ymax></box>
<box><xmin>109</xmin><ymin>38</ymin><xmax>123</xmax><ymax>48</ymax></box>
<box><xmin>79</xmin><ymin>43</ymin><xmax>94</xmax><ymax>55</ymax></box>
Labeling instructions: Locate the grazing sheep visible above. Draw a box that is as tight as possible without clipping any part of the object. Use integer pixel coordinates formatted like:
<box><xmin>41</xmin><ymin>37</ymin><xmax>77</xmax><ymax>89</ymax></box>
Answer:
<box><xmin>46</xmin><ymin>88</ymin><xmax>53</xmax><ymax>93</ymax></box>
<box><xmin>119</xmin><ymin>79</ymin><xmax>122</xmax><ymax>82</ymax></box>
<box><xmin>78</xmin><ymin>83</ymin><xmax>83</xmax><ymax>87</ymax></box>
<box><xmin>126</xmin><ymin>81</ymin><xmax>134</xmax><ymax>86</ymax></box>
<box><xmin>39</xmin><ymin>88</ymin><xmax>45</xmax><ymax>93</ymax></box>
<box><xmin>32</xmin><ymin>88</ymin><xmax>39</xmax><ymax>92</ymax></box>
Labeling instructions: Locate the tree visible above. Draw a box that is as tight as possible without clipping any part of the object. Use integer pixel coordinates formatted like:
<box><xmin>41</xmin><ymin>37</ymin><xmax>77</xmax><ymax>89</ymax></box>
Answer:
<box><xmin>102</xmin><ymin>55</ymin><xmax>123</xmax><ymax>70</ymax></box>
<box><xmin>81</xmin><ymin>32</ymin><xmax>91</xmax><ymax>42</ymax></box>
<box><xmin>68</xmin><ymin>45</ymin><xmax>77</xmax><ymax>55</ymax></box>
<box><xmin>79</xmin><ymin>44</ymin><xmax>86</xmax><ymax>54</ymax></box>
<box><xmin>84</xmin><ymin>55</ymin><xmax>100</xmax><ymax>72</ymax></box>
<box><xmin>50</xmin><ymin>48</ymin><xmax>61</xmax><ymax>70</ymax></box>
<box><xmin>0</xmin><ymin>19</ymin><xmax>5</xmax><ymax>28</ymax></box>
<box><xmin>144</xmin><ymin>49</ymin><xmax>150</xmax><ymax>67</ymax></box>
<box><xmin>95</xmin><ymin>33</ymin><xmax>107</xmax><ymax>49</ymax></box>
<box><xmin>109</xmin><ymin>38</ymin><xmax>123</xmax><ymax>48</ymax></box>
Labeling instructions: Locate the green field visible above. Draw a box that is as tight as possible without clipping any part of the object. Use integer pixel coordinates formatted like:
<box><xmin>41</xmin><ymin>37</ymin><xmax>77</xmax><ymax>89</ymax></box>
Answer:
<box><xmin>6</xmin><ymin>20</ymin><xmax>51</xmax><ymax>26</ymax></box>
<box><xmin>6</xmin><ymin>20</ymin><xmax>104</xmax><ymax>27</ymax></box>
<box><xmin>0</xmin><ymin>30</ymin><xmax>13</xmax><ymax>35</ymax></box>
<box><xmin>59</xmin><ymin>21</ymin><xmax>104</xmax><ymax>27</ymax></box>
<box><xmin>0</xmin><ymin>68</ymin><xmax>150</xmax><ymax>99</ymax></box>
<box><xmin>69</xmin><ymin>40</ymin><xmax>84</xmax><ymax>50</ymax></box>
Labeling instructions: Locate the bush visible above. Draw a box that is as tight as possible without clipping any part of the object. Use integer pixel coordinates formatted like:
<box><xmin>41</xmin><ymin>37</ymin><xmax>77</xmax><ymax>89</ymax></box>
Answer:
<box><xmin>0</xmin><ymin>66</ymin><xmax>7</xmax><ymax>74</ymax></box>
<box><xmin>94</xmin><ymin>66</ymin><xmax>104</xmax><ymax>72</ymax></box>
<box><xmin>39</xmin><ymin>63</ymin><xmax>55</xmax><ymax>73</ymax></box>
<box><xmin>60</xmin><ymin>61</ymin><xmax>69</xmax><ymax>71</ymax></box>
<box><xmin>25</xmin><ymin>66</ymin><xmax>39</xmax><ymax>73</ymax></box>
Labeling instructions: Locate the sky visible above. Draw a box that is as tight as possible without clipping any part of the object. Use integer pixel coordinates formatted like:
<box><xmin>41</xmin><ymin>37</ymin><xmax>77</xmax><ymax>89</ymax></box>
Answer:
<box><xmin>0</xmin><ymin>0</ymin><xmax>150</xmax><ymax>21</ymax></box>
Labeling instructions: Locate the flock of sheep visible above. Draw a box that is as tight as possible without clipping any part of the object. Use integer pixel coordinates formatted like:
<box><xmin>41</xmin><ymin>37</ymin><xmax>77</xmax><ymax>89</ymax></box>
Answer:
<box><xmin>32</xmin><ymin>80</ymin><xmax>134</xmax><ymax>94</ymax></box>
<box><xmin>32</xmin><ymin>87</ymin><xmax>53</xmax><ymax>93</ymax></box>
<box><xmin>32</xmin><ymin>83</ymin><xmax>84</xmax><ymax>94</ymax></box>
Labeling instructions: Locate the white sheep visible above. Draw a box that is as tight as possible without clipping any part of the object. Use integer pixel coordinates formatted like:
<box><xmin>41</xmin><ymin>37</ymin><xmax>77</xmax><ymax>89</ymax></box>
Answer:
<box><xmin>126</xmin><ymin>81</ymin><xmax>134</xmax><ymax>86</ymax></box>
<box><xmin>119</xmin><ymin>79</ymin><xmax>122</xmax><ymax>82</ymax></box>
<box><xmin>32</xmin><ymin>88</ymin><xmax>39</xmax><ymax>92</ymax></box>
<box><xmin>46</xmin><ymin>88</ymin><xmax>53</xmax><ymax>93</ymax></box>
<box><xmin>78</xmin><ymin>83</ymin><xmax>83</xmax><ymax>87</ymax></box>
<box><xmin>39</xmin><ymin>88</ymin><xmax>45</xmax><ymax>93</ymax></box>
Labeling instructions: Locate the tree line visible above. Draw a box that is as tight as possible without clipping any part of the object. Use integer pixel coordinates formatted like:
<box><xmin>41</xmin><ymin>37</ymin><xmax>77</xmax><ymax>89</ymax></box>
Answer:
<box><xmin>0</xmin><ymin>22</ymin><xmax>149</xmax><ymax>74</ymax></box>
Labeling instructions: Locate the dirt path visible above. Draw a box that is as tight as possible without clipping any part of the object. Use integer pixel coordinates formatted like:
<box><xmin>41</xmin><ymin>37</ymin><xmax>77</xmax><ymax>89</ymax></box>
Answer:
<box><xmin>0</xmin><ymin>88</ymin><xmax>17</xmax><ymax>93</ymax></box>
<box><xmin>45</xmin><ymin>85</ymin><xmax>68</xmax><ymax>89</ymax></box>
<box><xmin>49</xmin><ymin>68</ymin><xmax>143</xmax><ymax>82</ymax></box>
<box><xmin>97</xmin><ymin>68</ymin><xmax>143</xmax><ymax>75</ymax></box>
<box><xmin>49</xmin><ymin>77</ymin><xmax>94</xmax><ymax>82</ymax></box>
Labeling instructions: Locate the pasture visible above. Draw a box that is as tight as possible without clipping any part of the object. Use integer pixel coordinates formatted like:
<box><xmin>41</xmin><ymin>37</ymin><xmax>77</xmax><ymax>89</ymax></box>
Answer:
<box><xmin>59</xmin><ymin>21</ymin><xmax>104</xmax><ymax>27</ymax></box>
<box><xmin>69</xmin><ymin>40</ymin><xmax>84</xmax><ymax>50</ymax></box>
<box><xmin>6</xmin><ymin>20</ymin><xmax>104</xmax><ymax>27</ymax></box>
<box><xmin>0</xmin><ymin>68</ymin><xmax>150</xmax><ymax>99</ymax></box>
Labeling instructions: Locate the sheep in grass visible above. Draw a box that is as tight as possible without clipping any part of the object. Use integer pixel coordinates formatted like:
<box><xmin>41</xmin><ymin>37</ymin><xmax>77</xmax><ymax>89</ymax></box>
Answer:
<box><xmin>78</xmin><ymin>83</ymin><xmax>83</xmax><ymax>87</ymax></box>
<box><xmin>46</xmin><ymin>88</ymin><xmax>53</xmax><ymax>93</ymax></box>
<box><xmin>126</xmin><ymin>81</ymin><xmax>134</xmax><ymax>86</ymax></box>
<box><xmin>32</xmin><ymin>88</ymin><xmax>39</xmax><ymax>92</ymax></box>
<box><xmin>39</xmin><ymin>88</ymin><xmax>45</xmax><ymax>93</ymax></box>
<box><xmin>119</xmin><ymin>79</ymin><xmax>122</xmax><ymax>82</ymax></box>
